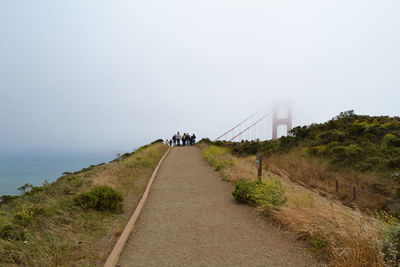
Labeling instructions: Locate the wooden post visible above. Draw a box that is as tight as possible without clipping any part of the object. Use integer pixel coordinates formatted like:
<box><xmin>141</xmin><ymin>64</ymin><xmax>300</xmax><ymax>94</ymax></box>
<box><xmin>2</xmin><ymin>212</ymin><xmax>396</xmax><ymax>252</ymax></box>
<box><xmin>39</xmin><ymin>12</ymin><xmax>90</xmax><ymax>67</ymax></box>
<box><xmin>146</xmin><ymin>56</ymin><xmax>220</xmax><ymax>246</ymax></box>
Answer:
<box><xmin>377</xmin><ymin>195</ymin><xmax>382</xmax><ymax>206</ymax></box>
<box><xmin>353</xmin><ymin>186</ymin><xmax>356</xmax><ymax>201</ymax></box>
<box><xmin>335</xmin><ymin>180</ymin><xmax>339</xmax><ymax>193</ymax></box>
<box><xmin>256</xmin><ymin>153</ymin><xmax>262</xmax><ymax>180</ymax></box>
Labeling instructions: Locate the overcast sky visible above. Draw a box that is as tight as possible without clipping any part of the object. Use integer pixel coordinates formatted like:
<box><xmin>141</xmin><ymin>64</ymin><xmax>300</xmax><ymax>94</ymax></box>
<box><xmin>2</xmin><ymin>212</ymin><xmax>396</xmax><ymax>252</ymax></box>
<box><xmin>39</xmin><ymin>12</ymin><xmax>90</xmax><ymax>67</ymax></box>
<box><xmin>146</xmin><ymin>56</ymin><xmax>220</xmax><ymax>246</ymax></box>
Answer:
<box><xmin>0</xmin><ymin>0</ymin><xmax>399</xmax><ymax>152</ymax></box>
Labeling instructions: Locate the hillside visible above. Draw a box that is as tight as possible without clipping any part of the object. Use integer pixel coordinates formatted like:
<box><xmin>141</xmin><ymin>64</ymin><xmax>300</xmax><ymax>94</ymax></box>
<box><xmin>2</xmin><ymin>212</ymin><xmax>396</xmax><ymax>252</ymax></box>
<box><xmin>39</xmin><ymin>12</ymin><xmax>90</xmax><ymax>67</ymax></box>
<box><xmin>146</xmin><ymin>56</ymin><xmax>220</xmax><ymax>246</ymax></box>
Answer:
<box><xmin>199</xmin><ymin>112</ymin><xmax>400</xmax><ymax>266</ymax></box>
<box><xmin>208</xmin><ymin>111</ymin><xmax>400</xmax><ymax>213</ymax></box>
<box><xmin>199</xmin><ymin>144</ymin><xmax>385</xmax><ymax>265</ymax></box>
<box><xmin>222</xmin><ymin>110</ymin><xmax>400</xmax><ymax>173</ymax></box>
<box><xmin>0</xmin><ymin>141</ymin><xmax>168</xmax><ymax>266</ymax></box>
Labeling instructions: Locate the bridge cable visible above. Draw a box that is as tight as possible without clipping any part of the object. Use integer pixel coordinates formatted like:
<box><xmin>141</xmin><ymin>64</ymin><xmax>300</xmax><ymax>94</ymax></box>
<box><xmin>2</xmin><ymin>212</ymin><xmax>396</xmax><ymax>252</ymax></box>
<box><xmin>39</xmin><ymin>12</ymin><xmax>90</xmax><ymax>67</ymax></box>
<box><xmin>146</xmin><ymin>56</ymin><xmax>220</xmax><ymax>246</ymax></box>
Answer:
<box><xmin>229</xmin><ymin>110</ymin><xmax>272</xmax><ymax>141</ymax></box>
<box><xmin>214</xmin><ymin>107</ymin><xmax>268</xmax><ymax>141</ymax></box>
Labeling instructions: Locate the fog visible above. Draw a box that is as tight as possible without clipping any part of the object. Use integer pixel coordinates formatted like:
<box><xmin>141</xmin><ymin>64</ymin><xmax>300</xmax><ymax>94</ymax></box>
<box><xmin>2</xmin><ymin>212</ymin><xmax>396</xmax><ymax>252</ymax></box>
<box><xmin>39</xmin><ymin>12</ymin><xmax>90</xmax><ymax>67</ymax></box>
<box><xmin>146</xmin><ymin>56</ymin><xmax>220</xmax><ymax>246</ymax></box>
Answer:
<box><xmin>0</xmin><ymin>0</ymin><xmax>399</xmax><ymax>152</ymax></box>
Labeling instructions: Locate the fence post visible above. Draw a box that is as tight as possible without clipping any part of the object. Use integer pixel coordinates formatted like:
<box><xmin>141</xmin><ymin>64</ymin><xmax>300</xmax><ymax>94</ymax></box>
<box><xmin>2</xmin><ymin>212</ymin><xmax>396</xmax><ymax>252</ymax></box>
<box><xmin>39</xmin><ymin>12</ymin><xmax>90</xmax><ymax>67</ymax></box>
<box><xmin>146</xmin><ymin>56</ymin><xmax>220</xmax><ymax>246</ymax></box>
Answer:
<box><xmin>335</xmin><ymin>180</ymin><xmax>339</xmax><ymax>193</ymax></box>
<box><xmin>256</xmin><ymin>153</ymin><xmax>262</xmax><ymax>180</ymax></box>
<box><xmin>353</xmin><ymin>186</ymin><xmax>357</xmax><ymax>201</ymax></box>
<box><xmin>377</xmin><ymin>195</ymin><xmax>382</xmax><ymax>206</ymax></box>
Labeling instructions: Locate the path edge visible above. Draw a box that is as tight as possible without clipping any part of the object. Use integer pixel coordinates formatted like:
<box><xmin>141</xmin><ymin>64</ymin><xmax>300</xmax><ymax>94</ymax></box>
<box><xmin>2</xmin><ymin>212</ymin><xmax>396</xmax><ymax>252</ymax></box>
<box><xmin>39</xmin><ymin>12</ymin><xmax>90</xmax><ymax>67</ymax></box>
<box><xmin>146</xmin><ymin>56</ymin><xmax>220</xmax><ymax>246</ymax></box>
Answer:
<box><xmin>104</xmin><ymin>146</ymin><xmax>172</xmax><ymax>267</ymax></box>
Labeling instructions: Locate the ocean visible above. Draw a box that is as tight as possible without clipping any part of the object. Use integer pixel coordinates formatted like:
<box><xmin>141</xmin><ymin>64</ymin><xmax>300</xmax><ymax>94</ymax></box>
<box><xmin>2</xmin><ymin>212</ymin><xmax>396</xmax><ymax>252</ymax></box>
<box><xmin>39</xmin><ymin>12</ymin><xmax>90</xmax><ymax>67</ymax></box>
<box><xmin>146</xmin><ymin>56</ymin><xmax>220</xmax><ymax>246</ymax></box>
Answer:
<box><xmin>0</xmin><ymin>151</ymin><xmax>117</xmax><ymax>196</ymax></box>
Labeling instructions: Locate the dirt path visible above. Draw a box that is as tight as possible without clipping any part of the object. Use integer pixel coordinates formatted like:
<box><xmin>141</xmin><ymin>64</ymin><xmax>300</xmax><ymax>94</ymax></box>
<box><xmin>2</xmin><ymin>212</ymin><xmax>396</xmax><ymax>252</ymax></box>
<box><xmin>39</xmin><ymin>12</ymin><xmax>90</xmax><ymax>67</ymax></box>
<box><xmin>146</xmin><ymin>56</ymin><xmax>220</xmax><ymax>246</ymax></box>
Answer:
<box><xmin>118</xmin><ymin>147</ymin><xmax>320</xmax><ymax>266</ymax></box>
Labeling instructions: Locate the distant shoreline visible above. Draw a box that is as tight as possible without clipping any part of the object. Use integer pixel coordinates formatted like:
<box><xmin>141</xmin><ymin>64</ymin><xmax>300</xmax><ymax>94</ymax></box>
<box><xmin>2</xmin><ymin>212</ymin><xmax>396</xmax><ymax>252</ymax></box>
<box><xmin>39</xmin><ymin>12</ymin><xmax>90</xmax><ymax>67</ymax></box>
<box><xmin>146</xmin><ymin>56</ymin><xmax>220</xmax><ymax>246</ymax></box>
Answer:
<box><xmin>0</xmin><ymin>151</ymin><xmax>120</xmax><ymax>196</ymax></box>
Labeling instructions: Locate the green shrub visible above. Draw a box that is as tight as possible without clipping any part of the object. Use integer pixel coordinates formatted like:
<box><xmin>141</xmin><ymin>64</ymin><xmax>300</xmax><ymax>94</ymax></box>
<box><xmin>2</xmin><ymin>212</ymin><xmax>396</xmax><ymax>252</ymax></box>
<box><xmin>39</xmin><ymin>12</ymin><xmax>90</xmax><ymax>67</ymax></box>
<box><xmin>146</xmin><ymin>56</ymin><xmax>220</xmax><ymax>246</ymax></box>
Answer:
<box><xmin>317</xmin><ymin>130</ymin><xmax>346</xmax><ymax>144</ymax></box>
<box><xmin>231</xmin><ymin>141</ymin><xmax>262</xmax><ymax>155</ymax></box>
<box><xmin>232</xmin><ymin>180</ymin><xmax>257</xmax><ymax>204</ymax></box>
<box><xmin>0</xmin><ymin>224</ymin><xmax>25</xmax><ymax>241</ymax></box>
<box><xmin>17</xmin><ymin>183</ymin><xmax>33</xmax><ymax>194</ymax></box>
<box><xmin>383</xmin><ymin>134</ymin><xmax>400</xmax><ymax>148</ymax></box>
<box><xmin>24</xmin><ymin>186</ymin><xmax>44</xmax><ymax>196</ymax></box>
<box><xmin>198</xmin><ymin>138</ymin><xmax>212</xmax><ymax>145</ymax></box>
<box><xmin>307</xmin><ymin>237</ymin><xmax>331</xmax><ymax>259</ymax></box>
<box><xmin>306</xmin><ymin>145</ymin><xmax>328</xmax><ymax>156</ymax></box>
<box><xmin>330</xmin><ymin>144</ymin><xmax>363</xmax><ymax>164</ymax></box>
<box><xmin>74</xmin><ymin>185</ymin><xmax>123</xmax><ymax>213</ymax></box>
<box><xmin>232</xmin><ymin>179</ymin><xmax>287</xmax><ymax>207</ymax></box>
<box><xmin>387</xmin><ymin>157</ymin><xmax>400</xmax><ymax>169</ymax></box>
<box><xmin>202</xmin><ymin>145</ymin><xmax>231</xmax><ymax>171</ymax></box>
<box><xmin>0</xmin><ymin>195</ymin><xmax>19</xmax><ymax>205</ymax></box>
<box><xmin>383</xmin><ymin>223</ymin><xmax>400</xmax><ymax>263</ymax></box>
<box><xmin>387</xmin><ymin>202</ymin><xmax>400</xmax><ymax>217</ymax></box>
<box><xmin>13</xmin><ymin>205</ymin><xmax>46</xmax><ymax>226</ymax></box>
<box><xmin>309</xmin><ymin>237</ymin><xmax>328</xmax><ymax>253</ymax></box>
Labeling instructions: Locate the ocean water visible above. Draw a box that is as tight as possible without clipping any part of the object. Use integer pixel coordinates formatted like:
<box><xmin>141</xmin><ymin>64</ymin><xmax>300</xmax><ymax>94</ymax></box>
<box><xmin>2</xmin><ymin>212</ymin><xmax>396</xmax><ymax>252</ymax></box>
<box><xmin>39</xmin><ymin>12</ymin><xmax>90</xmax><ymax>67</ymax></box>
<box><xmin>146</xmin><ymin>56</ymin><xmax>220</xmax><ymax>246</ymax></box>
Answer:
<box><xmin>0</xmin><ymin>152</ymin><xmax>117</xmax><ymax>196</ymax></box>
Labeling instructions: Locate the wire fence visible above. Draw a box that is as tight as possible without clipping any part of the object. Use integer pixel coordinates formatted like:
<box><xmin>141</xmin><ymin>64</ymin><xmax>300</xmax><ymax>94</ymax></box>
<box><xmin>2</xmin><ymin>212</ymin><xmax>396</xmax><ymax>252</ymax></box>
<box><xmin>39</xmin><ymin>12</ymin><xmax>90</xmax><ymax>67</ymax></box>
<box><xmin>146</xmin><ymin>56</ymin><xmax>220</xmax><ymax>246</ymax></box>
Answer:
<box><xmin>332</xmin><ymin>180</ymin><xmax>387</xmax><ymax>209</ymax></box>
<box><xmin>260</xmin><ymin>159</ymin><xmax>388</xmax><ymax>209</ymax></box>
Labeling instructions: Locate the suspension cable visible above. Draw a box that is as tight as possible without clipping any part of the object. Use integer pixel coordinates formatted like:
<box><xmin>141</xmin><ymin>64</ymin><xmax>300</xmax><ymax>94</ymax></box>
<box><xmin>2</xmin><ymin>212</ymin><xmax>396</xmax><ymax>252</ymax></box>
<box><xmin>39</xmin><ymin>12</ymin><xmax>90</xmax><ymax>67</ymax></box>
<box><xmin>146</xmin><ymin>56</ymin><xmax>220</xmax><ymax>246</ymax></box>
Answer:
<box><xmin>230</xmin><ymin>110</ymin><xmax>272</xmax><ymax>141</ymax></box>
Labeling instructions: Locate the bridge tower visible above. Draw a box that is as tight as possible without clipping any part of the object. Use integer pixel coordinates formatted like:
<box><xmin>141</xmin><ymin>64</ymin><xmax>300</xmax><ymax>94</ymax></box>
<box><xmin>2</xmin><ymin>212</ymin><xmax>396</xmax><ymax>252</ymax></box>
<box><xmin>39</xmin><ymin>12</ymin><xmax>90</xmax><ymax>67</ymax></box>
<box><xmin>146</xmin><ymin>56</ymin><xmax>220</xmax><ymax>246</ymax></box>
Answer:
<box><xmin>272</xmin><ymin>104</ymin><xmax>292</xmax><ymax>140</ymax></box>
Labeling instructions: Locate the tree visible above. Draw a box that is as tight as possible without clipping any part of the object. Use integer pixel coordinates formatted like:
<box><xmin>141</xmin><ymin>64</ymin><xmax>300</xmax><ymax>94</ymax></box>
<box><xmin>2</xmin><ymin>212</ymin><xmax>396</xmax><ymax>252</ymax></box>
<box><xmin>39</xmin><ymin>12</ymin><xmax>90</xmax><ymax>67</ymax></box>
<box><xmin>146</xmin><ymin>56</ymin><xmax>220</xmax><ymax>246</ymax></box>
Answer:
<box><xmin>17</xmin><ymin>183</ymin><xmax>33</xmax><ymax>194</ymax></box>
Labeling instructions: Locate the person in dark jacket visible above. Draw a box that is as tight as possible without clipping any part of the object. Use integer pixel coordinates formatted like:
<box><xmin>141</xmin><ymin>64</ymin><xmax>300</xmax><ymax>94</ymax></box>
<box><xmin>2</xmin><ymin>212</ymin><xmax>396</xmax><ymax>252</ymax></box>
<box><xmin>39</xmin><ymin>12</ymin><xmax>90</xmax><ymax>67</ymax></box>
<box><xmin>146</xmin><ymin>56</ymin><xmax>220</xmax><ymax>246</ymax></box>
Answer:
<box><xmin>191</xmin><ymin>134</ymin><xmax>196</xmax><ymax>145</ymax></box>
<box><xmin>172</xmin><ymin>135</ymin><xmax>176</xmax><ymax>146</ymax></box>
<box><xmin>182</xmin><ymin>134</ymin><xmax>186</xmax><ymax>146</ymax></box>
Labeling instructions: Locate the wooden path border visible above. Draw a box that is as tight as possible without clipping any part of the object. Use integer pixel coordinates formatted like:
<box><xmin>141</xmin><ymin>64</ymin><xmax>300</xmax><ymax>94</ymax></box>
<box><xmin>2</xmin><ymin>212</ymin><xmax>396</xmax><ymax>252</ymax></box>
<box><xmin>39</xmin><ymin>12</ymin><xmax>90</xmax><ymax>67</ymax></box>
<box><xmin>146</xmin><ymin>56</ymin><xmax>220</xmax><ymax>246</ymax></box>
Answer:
<box><xmin>104</xmin><ymin>146</ymin><xmax>172</xmax><ymax>267</ymax></box>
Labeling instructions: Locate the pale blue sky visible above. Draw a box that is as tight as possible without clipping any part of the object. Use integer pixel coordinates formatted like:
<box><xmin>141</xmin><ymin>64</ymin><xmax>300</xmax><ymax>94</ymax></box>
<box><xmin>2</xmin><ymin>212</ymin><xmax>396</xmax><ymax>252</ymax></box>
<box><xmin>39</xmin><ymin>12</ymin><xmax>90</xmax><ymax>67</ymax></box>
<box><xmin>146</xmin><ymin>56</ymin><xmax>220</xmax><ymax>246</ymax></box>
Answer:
<box><xmin>0</xmin><ymin>0</ymin><xmax>399</xmax><ymax>151</ymax></box>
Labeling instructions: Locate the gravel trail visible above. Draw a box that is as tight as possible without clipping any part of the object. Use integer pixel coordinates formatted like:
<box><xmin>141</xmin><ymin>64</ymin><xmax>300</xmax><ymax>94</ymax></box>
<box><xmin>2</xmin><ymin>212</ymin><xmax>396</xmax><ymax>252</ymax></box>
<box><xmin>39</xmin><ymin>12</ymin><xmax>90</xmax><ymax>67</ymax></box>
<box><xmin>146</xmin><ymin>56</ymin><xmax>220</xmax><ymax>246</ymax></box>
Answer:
<box><xmin>118</xmin><ymin>147</ymin><xmax>319</xmax><ymax>267</ymax></box>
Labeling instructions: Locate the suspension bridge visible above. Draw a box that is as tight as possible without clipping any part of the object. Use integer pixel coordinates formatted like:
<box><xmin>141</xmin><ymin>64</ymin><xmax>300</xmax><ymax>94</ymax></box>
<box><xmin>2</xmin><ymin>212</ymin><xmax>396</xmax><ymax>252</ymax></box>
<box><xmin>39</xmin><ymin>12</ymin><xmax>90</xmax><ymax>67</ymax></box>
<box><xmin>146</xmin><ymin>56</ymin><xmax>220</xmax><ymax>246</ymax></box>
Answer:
<box><xmin>215</xmin><ymin>104</ymin><xmax>296</xmax><ymax>142</ymax></box>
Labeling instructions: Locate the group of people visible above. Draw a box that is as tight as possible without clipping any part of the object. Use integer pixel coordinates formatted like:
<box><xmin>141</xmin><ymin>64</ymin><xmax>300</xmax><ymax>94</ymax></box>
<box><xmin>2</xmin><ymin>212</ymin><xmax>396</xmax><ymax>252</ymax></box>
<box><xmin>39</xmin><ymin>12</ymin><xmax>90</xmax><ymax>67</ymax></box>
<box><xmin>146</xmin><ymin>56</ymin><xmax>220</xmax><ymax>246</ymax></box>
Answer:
<box><xmin>166</xmin><ymin>132</ymin><xmax>196</xmax><ymax>146</ymax></box>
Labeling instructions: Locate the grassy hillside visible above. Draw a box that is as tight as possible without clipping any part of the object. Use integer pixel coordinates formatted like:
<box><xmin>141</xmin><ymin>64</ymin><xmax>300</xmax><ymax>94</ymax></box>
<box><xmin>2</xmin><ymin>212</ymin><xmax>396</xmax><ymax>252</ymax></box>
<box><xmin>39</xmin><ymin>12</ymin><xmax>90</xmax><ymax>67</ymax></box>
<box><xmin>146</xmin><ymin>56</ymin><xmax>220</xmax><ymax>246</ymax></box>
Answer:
<box><xmin>0</xmin><ymin>141</ymin><xmax>168</xmax><ymax>266</ymax></box>
<box><xmin>207</xmin><ymin>111</ymin><xmax>400</xmax><ymax>212</ymax></box>
<box><xmin>198</xmin><ymin>111</ymin><xmax>400</xmax><ymax>265</ymax></box>
<box><xmin>277</xmin><ymin>110</ymin><xmax>399</xmax><ymax>173</ymax></box>
<box><xmin>199</xmin><ymin>144</ymin><xmax>386</xmax><ymax>266</ymax></box>
<box><xmin>218</xmin><ymin>110</ymin><xmax>400</xmax><ymax>173</ymax></box>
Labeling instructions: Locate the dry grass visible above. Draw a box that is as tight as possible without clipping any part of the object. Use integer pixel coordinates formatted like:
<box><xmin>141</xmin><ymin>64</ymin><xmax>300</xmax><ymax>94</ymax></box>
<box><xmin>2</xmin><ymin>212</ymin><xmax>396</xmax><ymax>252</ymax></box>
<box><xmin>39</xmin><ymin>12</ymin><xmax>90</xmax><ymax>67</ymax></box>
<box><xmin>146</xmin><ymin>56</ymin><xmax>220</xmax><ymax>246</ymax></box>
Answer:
<box><xmin>199</xmin><ymin>144</ymin><xmax>257</xmax><ymax>183</ymax></box>
<box><xmin>267</xmin><ymin>151</ymin><xmax>391</xmax><ymax>210</ymax></box>
<box><xmin>274</xmin><ymin>174</ymin><xmax>384</xmax><ymax>266</ymax></box>
<box><xmin>200</xmin><ymin>145</ymin><xmax>385</xmax><ymax>266</ymax></box>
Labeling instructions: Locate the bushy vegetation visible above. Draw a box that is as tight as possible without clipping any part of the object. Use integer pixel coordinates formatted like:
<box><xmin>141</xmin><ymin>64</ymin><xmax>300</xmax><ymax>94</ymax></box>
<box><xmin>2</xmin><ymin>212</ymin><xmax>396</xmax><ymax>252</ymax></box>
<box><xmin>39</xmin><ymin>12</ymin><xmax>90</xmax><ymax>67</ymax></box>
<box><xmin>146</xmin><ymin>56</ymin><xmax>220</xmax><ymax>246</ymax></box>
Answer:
<box><xmin>74</xmin><ymin>185</ymin><xmax>123</xmax><ymax>213</ymax></box>
<box><xmin>207</xmin><ymin>111</ymin><xmax>400</xmax><ymax>213</ymax></box>
<box><xmin>290</xmin><ymin>111</ymin><xmax>400</xmax><ymax>173</ymax></box>
<box><xmin>214</xmin><ymin>111</ymin><xmax>400</xmax><ymax>174</ymax></box>
<box><xmin>201</xmin><ymin>145</ymin><xmax>232</xmax><ymax>171</ymax></box>
<box><xmin>232</xmin><ymin>179</ymin><xmax>287</xmax><ymax>207</ymax></box>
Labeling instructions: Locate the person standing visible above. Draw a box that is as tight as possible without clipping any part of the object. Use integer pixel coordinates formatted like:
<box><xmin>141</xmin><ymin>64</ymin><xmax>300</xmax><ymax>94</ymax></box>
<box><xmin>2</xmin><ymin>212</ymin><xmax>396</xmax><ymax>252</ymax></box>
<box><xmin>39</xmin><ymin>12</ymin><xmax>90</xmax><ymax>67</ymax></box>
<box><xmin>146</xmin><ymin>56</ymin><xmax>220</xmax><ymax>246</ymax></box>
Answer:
<box><xmin>176</xmin><ymin>132</ymin><xmax>181</xmax><ymax>146</ymax></box>
<box><xmin>191</xmin><ymin>134</ymin><xmax>196</xmax><ymax>145</ymax></box>
<box><xmin>182</xmin><ymin>133</ymin><xmax>186</xmax><ymax>147</ymax></box>
<box><xmin>172</xmin><ymin>135</ymin><xmax>177</xmax><ymax>146</ymax></box>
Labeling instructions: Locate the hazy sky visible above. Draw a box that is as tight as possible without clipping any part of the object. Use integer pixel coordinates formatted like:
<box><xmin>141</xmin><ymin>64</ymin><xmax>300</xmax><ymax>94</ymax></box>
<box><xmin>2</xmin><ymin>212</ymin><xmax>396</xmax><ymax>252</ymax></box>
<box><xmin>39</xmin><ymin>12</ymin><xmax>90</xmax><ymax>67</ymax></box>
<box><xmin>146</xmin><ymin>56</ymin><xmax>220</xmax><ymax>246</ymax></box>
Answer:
<box><xmin>1</xmin><ymin>0</ymin><xmax>399</xmax><ymax>152</ymax></box>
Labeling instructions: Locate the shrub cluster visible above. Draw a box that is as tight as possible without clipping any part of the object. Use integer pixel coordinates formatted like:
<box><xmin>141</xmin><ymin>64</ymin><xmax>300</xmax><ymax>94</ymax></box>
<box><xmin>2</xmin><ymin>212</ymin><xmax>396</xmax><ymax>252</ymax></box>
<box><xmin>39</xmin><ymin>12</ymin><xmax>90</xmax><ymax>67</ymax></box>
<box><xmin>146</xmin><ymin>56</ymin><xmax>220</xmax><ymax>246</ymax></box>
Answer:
<box><xmin>13</xmin><ymin>205</ymin><xmax>46</xmax><ymax>226</ymax></box>
<box><xmin>0</xmin><ymin>195</ymin><xmax>19</xmax><ymax>205</ymax></box>
<box><xmin>291</xmin><ymin>111</ymin><xmax>400</xmax><ymax>171</ymax></box>
<box><xmin>201</xmin><ymin>145</ymin><xmax>231</xmax><ymax>171</ymax></box>
<box><xmin>232</xmin><ymin>179</ymin><xmax>287</xmax><ymax>207</ymax></box>
<box><xmin>74</xmin><ymin>185</ymin><xmax>123</xmax><ymax>213</ymax></box>
<box><xmin>379</xmin><ymin>213</ymin><xmax>400</xmax><ymax>264</ymax></box>
<box><xmin>0</xmin><ymin>224</ymin><xmax>25</xmax><ymax>241</ymax></box>
<box><xmin>211</xmin><ymin>111</ymin><xmax>400</xmax><ymax>175</ymax></box>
